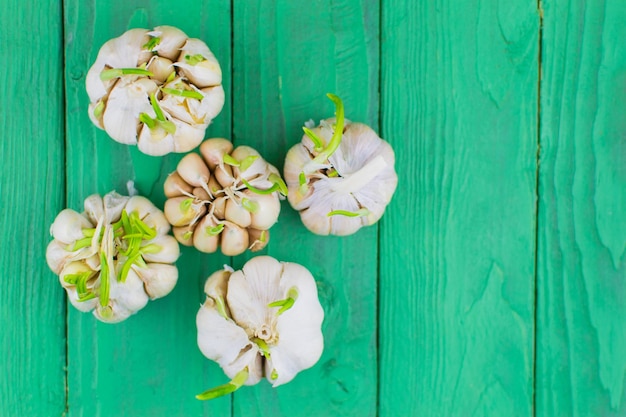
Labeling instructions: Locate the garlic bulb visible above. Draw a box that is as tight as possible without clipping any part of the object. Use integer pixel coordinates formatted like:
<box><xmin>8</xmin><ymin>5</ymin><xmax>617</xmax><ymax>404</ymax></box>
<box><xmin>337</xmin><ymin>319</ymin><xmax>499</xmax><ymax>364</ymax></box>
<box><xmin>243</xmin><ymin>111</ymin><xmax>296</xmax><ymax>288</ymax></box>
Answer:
<box><xmin>196</xmin><ymin>256</ymin><xmax>324</xmax><ymax>400</ymax></box>
<box><xmin>86</xmin><ymin>26</ymin><xmax>224</xmax><ymax>156</ymax></box>
<box><xmin>284</xmin><ymin>94</ymin><xmax>398</xmax><ymax>236</ymax></box>
<box><xmin>163</xmin><ymin>138</ymin><xmax>286</xmax><ymax>256</ymax></box>
<box><xmin>46</xmin><ymin>191</ymin><xmax>180</xmax><ymax>323</ymax></box>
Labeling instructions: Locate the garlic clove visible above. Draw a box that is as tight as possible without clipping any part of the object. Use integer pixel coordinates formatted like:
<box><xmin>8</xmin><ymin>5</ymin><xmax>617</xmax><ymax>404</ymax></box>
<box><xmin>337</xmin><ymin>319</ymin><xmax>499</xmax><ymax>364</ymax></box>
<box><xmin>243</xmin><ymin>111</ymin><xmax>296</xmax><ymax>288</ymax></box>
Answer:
<box><xmin>225</xmin><ymin>198</ymin><xmax>252</xmax><ymax>228</ymax></box>
<box><xmin>164</xmin><ymin>196</ymin><xmax>206</xmax><ymax>227</ymax></box>
<box><xmin>50</xmin><ymin>209</ymin><xmax>93</xmax><ymax>244</ymax></box>
<box><xmin>230</xmin><ymin>146</ymin><xmax>267</xmax><ymax>180</ymax></box>
<box><xmin>58</xmin><ymin>261</ymin><xmax>95</xmax><ymax>289</ymax></box>
<box><xmin>85</xmin><ymin>57</ymin><xmax>113</xmax><ymax>104</ymax></box>
<box><xmin>110</xmin><ymin>266</ymin><xmax>149</xmax><ymax>312</ymax></box>
<box><xmin>192</xmin><ymin>186</ymin><xmax>211</xmax><ymax>201</ymax></box>
<box><xmin>247</xmin><ymin>229</ymin><xmax>269</xmax><ymax>252</ymax></box>
<box><xmin>159</xmin><ymin>78</ymin><xmax>203</xmax><ymax>125</ymax></box>
<box><xmin>102</xmin><ymin>191</ymin><xmax>130</xmax><ymax>224</ymax></box>
<box><xmin>140</xmin><ymin>235</ymin><xmax>180</xmax><ymax>264</ymax></box>
<box><xmin>243</xmin><ymin>190</ymin><xmax>281</xmax><ymax>230</ymax></box>
<box><xmin>176</xmin><ymin>39</ymin><xmax>222</xmax><ymax>88</ymax></box>
<box><xmin>84</xmin><ymin>253</ymin><xmax>100</xmax><ymax>271</ymax></box>
<box><xmin>150</xmin><ymin>25</ymin><xmax>188</xmax><ymax>60</ymax></box>
<box><xmin>124</xmin><ymin>195</ymin><xmax>171</xmax><ymax>235</ymax></box>
<box><xmin>94</xmin><ymin>300</ymin><xmax>133</xmax><ymax>323</ymax></box>
<box><xmin>164</xmin><ymin>172</ymin><xmax>194</xmax><ymax>198</ymax></box>
<box><xmin>113</xmin><ymin>28</ymin><xmax>154</xmax><ymax>66</ymax></box>
<box><xmin>46</xmin><ymin>241</ymin><xmax>95</xmax><ymax>275</ymax></box>
<box><xmin>214</xmin><ymin>163</ymin><xmax>235</xmax><ymax>188</ymax></box>
<box><xmin>349</xmin><ymin>182</ymin><xmax>395</xmax><ymax>226</ymax></box>
<box><xmin>88</xmin><ymin>101</ymin><xmax>105</xmax><ymax>129</ymax></box>
<box><xmin>136</xmin><ymin>123</ymin><xmax>176</xmax><ymax>156</ymax></box>
<box><xmin>265</xmin><ymin>332</ymin><xmax>324</xmax><ymax>387</ymax></box>
<box><xmin>159</xmin><ymin>78</ymin><xmax>223</xmax><ymax>127</ymax></box>
<box><xmin>211</xmin><ymin>196</ymin><xmax>227</xmax><ymax>218</ymax></box>
<box><xmin>192</xmin><ymin>215</ymin><xmax>220</xmax><ymax>253</ymax></box>
<box><xmin>203</xmin><ymin>269</ymin><xmax>231</xmax><ymax>309</ymax></box>
<box><xmin>171</xmin><ymin>119</ymin><xmax>207</xmax><ymax>154</ymax></box>
<box><xmin>199</xmin><ymin>138</ymin><xmax>233</xmax><ymax>169</ymax></box>
<box><xmin>266</xmin><ymin>262</ymin><xmax>324</xmax><ymax>386</ymax></box>
<box><xmin>196</xmin><ymin>299</ymin><xmax>263</xmax><ymax>385</ymax></box>
<box><xmin>85</xmin><ymin>28</ymin><xmax>151</xmax><ymax>103</ymax></box>
<box><xmin>102</xmin><ymin>77</ymin><xmax>159</xmax><ymax>145</ymax></box>
<box><xmin>46</xmin><ymin>240</ymin><xmax>71</xmax><ymax>274</ymax></box>
<box><xmin>172</xmin><ymin>225</ymin><xmax>195</xmax><ymax>246</ymax></box>
<box><xmin>197</xmin><ymin>85</ymin><xmax>225</xmax><ymax>121</ymax></box>
<box><xmin>284</xmin><ymin>144</ymin><xmax>316</xmax><ymax>209</ymax></box>
<box><xmin>133</xmin><ymin>263</ymin><xmax>178</xmax><ymax>299</ymax></box>
<box><xmin>297</xmin><ymin>184</ymin><xmax>364</xmax><ymax>236</ymax></box>
<box><xmin>145</xmin><ymin>56</ymin><xmax>174</xmax><ymax>83</ymax></box>
<box><xmin>226</xmin><ymin>256</ymin><xmax>283</xmax><ymax>331</ymax></box>
<box><xmin>207</xmin><ymin>176</ymin><xmax>222</xmax><ymax>196</ymax></box>
<box><xmin>59</xmin><ymin>261</ymin><xmax>98</xmax><ymax>313</ymax></box>
<box><xmin>83</xmin><ymin>194</ymin><xmax>105</xmax><ymax>224</ymax></box>
<box><xmin>177</xmin><ymin>153</ymin><xmax>211</xmax><ymax>187</ymax></box>
<box><xmin>136</xmin><ymin>107</ymin><xmax>206</xmax><ymax>157</ymax></box>
<box><xmin>66</xmin><ymin>286</ymin><xmax>99</xmax><ymax>313</ymax></box>
<box><xmin>219</xmin><ymin>222</ymin><xmax>249</xmax><ymax>256</ymax></box>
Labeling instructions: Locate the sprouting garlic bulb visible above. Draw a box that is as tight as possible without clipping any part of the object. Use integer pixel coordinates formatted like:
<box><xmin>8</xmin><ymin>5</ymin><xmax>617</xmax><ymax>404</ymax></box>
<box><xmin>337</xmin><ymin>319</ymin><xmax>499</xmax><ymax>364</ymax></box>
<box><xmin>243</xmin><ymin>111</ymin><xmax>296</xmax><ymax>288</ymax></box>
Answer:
<box><xmin>46</xmin><ymin>191</ymin><xmax>180</xmax><ymax>323</ymax></box>
<box><xmin>195</xmin><ymin>256</ymin><xmax>324</xmax><ymax>400</ymax></box>
<box><xmin>163</xmin><ymin>138</ymin><xmax>287</xmax><ymax>256</ymax></box>
<box><xmin>86</xmin><ymin>26</ymin><xmax>224</xmax><ymax>156</ymax></box>
<box><xmin>284</xmin><ymin>94</ymin><xmax>398</xmax><ymax>236</ymax></box>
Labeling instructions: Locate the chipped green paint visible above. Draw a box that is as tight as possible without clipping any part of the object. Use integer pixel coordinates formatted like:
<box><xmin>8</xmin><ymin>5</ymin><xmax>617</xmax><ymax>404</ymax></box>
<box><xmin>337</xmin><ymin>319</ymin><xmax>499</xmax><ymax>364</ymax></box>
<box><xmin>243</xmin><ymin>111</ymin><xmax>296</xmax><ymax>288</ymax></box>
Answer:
<box><xmin>2</xmin><ymin>0</ymin><xmax>625</xmax><ymax>416</ymax></box>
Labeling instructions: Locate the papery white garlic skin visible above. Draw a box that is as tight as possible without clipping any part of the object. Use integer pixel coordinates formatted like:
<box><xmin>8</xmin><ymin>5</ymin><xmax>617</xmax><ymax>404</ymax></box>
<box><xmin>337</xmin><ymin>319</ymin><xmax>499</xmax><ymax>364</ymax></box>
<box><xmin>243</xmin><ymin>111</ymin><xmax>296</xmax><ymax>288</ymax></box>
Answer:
<box><xmin>85</xmin><ymin>28</ymin><xmax>151</xmax><ymax>103</ymax></box>
<box><xmin>284</xmin><ymin>118</ymin><xmax>398</xmax><ymax>236</ymax></box>
<box><xmin>132</xmin><ymin>263</ymin><xmax>179</xmax><ymax>299</ymax></box>
<box><xmin>50</xmin><ymin>209</ymin><xmax>93</xmax><ymax>244</ymax></box>
<box><xmin>102</xmin><ymin>77</ymin><xmax>159</xmax><ymax>145</ymax></box>
<box><xmin>85</xmin><ymin>26</ymin><xmax>225</xmax><ymax>156</ymax></box>
<box><xmin>175</xmin><ymin>39</ymin><xmax>222</xmax><ymax>88</ymax></box>
<box><xmin>46</xmin><ymin>191</ymin><xmax>180</xmax><ymax>323</ymax></box>
<box><xmin>196</xmin><ymin>256</ymin><xmax>324</xmax><ymax>389</ymax></box>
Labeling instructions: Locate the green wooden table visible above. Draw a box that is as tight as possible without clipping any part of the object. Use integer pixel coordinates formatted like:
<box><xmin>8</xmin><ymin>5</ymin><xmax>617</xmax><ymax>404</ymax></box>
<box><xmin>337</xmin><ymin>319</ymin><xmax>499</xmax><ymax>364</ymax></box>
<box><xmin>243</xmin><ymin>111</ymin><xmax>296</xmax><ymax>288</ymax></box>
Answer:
<box><xmin>2</xmin><ymin>0</ymin><xmax>625</xmax><ymax>416</ymax></box>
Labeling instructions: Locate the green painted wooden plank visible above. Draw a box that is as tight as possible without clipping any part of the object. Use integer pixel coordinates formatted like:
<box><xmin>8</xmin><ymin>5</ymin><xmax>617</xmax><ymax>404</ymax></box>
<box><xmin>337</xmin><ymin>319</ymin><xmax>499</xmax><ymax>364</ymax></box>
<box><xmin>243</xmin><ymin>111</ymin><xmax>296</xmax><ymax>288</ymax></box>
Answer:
<box><xmin>379</xmin><ymin>1</ymin><xmax>538</xmax><ymax>415</ymax></box>
<box><xmin>0</xmin><ymin>1</ymin><xmax>66</xmax><ymax>416</ymax></box>
<box><xmin>536</xmin><ymin>1</ymin><xmax>626</xmax><ymax>415</ymax></box>
<box><xmin>231</xmin><ymin>0</ymin><xmax>379</xmax><ymax>415</ymax></box>
<box><xmin>63</xmin><ymin>1</ymin><xmax>232</xmax><ymax>415</ymax></box>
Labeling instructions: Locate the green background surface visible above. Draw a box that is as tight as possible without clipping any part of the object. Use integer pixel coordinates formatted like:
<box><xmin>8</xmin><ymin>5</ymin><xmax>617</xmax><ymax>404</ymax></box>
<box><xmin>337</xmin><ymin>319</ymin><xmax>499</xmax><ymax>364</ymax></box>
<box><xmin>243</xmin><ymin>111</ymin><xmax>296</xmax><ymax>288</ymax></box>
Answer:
<box><xmin>1</xmin><ymin>0</ymin><xmax>625</xmax><ymax>416</ymax></box>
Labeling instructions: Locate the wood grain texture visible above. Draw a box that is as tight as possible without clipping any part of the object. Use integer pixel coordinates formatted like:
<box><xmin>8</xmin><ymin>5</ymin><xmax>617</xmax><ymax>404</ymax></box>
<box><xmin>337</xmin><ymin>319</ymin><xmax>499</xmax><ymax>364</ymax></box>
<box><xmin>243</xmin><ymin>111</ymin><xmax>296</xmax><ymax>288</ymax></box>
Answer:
<box><xmin>0</xmin><ymin>1</ymin><xmax>67</xmax><ymax>416</ymax></box>
<box><xmin>4</xmin><ymin>0</ymin><xmax>626</xmax><ymax>415</ymax></box>
<box><xmin>536</xmin><ymin>0</ymin><xmax>626</xmax><ymax>415</ymax></box>
<box><xmin>379</xmin><ymin>1</ymin><xmax>539</xmax><ymax>415</ymax></box>
<box><xmin>232</xmin><ymin>0</ymin><xmax>380</xmax><ymax>415</ymax></box>
<box><xmin>63</xmin><ymin>1</ymin><xmax>232</xmax><ymax>415</ymax></box>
